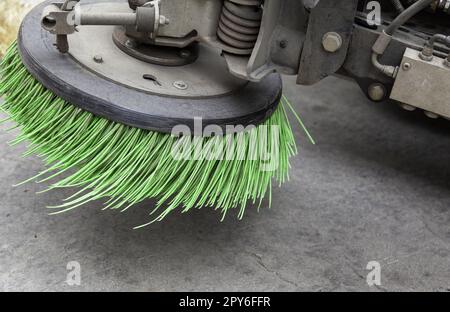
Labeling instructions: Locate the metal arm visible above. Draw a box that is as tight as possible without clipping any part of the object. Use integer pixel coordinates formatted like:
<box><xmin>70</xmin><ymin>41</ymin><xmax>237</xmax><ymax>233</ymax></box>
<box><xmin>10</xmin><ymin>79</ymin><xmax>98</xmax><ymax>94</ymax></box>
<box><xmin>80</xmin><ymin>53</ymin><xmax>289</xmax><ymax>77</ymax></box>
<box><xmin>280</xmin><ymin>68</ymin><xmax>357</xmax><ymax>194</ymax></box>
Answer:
<box><xmin>41</xmin><ymin>0</ymin><xmax>168</xmax><ymax>53</ymax></box>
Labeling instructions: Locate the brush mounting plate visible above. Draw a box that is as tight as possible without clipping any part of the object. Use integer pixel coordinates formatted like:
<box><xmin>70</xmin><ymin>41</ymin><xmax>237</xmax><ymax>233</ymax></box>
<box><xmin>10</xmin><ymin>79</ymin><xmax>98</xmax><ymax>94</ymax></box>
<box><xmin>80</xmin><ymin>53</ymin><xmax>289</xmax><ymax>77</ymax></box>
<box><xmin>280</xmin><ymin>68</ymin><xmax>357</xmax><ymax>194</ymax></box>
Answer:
<box><xmin>18</xmin><ymin>1</ymin><xmax>282</xmax><ymax>134</ymax></box>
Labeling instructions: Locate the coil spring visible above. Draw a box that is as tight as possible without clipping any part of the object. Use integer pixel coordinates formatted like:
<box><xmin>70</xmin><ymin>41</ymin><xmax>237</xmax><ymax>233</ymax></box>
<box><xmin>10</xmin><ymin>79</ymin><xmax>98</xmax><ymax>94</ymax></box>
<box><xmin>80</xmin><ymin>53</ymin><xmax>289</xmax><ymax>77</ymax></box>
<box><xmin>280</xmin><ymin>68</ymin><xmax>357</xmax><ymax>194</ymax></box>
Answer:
<box><xmin>217</xmin><ymin>0</ymin><xmax>263</xmax><ymax>55</ymax></box>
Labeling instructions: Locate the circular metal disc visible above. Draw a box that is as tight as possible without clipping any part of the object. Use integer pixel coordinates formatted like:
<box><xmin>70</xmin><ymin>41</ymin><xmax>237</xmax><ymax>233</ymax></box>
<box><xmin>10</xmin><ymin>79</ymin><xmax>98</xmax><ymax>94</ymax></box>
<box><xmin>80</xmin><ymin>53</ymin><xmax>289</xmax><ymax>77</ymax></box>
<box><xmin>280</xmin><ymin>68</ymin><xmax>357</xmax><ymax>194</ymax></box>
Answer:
<box><xmin>17</xmin><ymin>0</ymin><xmax>282</xmax><ymax>134</ymax></box>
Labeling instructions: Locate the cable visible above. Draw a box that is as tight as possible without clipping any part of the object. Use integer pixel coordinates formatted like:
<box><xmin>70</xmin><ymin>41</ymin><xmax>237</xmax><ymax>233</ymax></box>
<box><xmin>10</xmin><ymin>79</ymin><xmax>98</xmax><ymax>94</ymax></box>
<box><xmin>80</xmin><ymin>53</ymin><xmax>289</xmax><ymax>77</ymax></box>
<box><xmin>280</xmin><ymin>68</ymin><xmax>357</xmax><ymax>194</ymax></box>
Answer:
<box><xmin>390</xmin><ymin>0</ymin><xmax>405</xmax><ymax>13</ymax></box>
<box><xmin>420</xmin><ymin>33</ymin><xmax>450</xmax><ymax>59</ymax></box>
<box><xmin>427</xmin><ymin>34</ymin><xmax>449</xmax><ymax>46</ymax></box>
<box><xmin>371</xmin><ymin>53</ymin><xmax>398</xmax><ymax>77</ymax></box>
<box><xmin>385</xmin><ymin>0</ymin><xmax>433</xmax><ymax>35</ymax></box>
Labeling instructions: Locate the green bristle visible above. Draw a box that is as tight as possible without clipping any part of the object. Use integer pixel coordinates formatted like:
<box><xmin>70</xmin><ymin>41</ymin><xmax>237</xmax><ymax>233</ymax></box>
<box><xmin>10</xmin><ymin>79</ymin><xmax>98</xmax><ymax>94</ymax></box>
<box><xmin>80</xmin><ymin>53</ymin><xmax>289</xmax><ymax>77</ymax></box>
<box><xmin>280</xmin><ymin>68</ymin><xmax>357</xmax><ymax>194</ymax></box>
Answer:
<box><xmin>0</xmin><ymin>42</ymin><xmax>313</xmax><ymax>227</ymax></box>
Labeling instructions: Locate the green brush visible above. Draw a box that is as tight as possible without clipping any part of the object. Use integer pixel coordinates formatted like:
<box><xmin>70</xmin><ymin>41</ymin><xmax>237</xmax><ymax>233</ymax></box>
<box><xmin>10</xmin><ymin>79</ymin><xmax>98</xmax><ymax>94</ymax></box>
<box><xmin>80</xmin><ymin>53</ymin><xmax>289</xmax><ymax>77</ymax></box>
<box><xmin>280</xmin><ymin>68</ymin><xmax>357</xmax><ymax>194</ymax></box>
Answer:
<box><xmin>0</xmin><ymin>42</ymin><xmax>314</xmax><ymax>227</ymax></box>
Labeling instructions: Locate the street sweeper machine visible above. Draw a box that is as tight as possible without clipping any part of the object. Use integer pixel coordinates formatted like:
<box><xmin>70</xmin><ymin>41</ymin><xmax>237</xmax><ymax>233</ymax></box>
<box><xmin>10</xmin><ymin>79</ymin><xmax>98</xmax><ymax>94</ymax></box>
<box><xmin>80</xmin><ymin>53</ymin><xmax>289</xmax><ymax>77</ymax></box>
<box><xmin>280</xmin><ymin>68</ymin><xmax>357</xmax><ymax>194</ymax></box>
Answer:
<box><xmin>0</xmin><ymin>0</ymin><xmax>449</xmax><ymax>224</ymax></box>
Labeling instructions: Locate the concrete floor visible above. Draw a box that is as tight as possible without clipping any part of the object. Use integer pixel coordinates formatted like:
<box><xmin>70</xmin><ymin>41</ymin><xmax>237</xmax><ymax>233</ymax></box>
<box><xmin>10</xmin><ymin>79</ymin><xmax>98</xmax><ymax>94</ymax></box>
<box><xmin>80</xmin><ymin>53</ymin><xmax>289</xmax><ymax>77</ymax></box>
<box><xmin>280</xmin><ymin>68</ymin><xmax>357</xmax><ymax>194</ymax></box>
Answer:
<box><xmin>0</xmin><ymin>76</ymin><xmax>449</xmax><ymax>292</ymax></box>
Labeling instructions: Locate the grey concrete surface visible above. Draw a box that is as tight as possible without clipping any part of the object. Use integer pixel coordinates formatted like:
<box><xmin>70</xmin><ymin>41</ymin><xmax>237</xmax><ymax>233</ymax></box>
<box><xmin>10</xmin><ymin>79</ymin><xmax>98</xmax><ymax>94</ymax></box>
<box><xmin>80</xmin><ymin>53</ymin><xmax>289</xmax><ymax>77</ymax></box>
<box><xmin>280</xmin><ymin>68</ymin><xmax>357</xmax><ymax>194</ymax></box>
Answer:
<box><xmin>0</xmin><ymin>76</ymin><xmax>449</xmax><ymax>292</ymax></box>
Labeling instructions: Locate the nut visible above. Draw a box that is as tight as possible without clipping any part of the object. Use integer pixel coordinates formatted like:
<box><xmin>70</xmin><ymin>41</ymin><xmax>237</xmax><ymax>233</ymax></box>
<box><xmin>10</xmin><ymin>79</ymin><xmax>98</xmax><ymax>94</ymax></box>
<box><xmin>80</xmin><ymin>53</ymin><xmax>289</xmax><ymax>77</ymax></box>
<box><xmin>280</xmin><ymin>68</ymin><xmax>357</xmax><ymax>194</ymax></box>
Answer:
<box><xmin>93</xmin><ymin>55</ymin><xmax>103</xmax><ymax>63</ymax></box>
<box><xmin>419</xmin><ymin>46</ymin><xmax>434</xmax><ymax>61</ymax></box>
<box><xmin>173</xmin><ymin>80</ymin><xmax>188</xmax><ymax>90</ymax></box>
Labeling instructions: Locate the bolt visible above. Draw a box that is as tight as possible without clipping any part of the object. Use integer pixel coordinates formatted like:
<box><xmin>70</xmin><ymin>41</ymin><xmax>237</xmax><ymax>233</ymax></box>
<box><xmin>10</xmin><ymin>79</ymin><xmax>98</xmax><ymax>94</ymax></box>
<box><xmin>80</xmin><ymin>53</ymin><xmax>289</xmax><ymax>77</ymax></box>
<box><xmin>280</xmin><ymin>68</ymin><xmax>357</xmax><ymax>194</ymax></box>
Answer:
<box><xmin>173</xmin><ymin>80</ymin><xmax>188</xmax><ymax>90</ymax></box>
<box><xmin>322</xmin><ymin>32</ymin><xmax>342</xmax><ymax>53</ymax></box>
<box><xmin>125</xmin><ymin>39</ymin><xmax>136</xmax><ymax>49</ymax></box>
<box><xmin>402</xmin><ymin>62</ymin><xmax>411</xmax><ymax>71</ymax></box>
<box><xmin>419</xmin><ymin>53</ymin><xmax>434</xmax><ymax>62</ymax></box>
<box><xmin>400</xmin><ymin>103</ymin><xmax>416</xmax><ymax>111</ymax></box>
<box><xmin>159</xmin><ymin>15</ymin><xmax>170</xmax><ymax>25</ymax></box>
<box><xmin>279</xmin><ymin>40</ymin><xmax>288</xmax><ymax>49</ymax></box>
<box><xmin>368</xmin><ymin>83</ymin><xmax>386</xmax><ymax>102</ymax></box>
<box><xmin>179</xmin><ymin>50</ymin><xmax>191</xmax><ymax>58</ymax></box>
<box><xmin>93</xmin><ymin>55</ymin><xmax>103</xmax><ymax>63</ymax></box>
<box><xmin>424</xmin><ymin>111</ymin><xmax>439</xmax><ymax>119</ymax></box>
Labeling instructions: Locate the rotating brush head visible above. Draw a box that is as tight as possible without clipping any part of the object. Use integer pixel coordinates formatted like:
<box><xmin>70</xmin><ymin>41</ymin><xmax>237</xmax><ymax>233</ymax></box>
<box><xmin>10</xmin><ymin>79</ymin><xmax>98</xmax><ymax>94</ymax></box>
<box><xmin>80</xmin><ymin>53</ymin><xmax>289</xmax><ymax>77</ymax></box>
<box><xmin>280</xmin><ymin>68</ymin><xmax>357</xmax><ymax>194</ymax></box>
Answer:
<box><xmin>0</xmin><ymin>1</ymin><xmax>314</xmax><ymax>227</ymax></box>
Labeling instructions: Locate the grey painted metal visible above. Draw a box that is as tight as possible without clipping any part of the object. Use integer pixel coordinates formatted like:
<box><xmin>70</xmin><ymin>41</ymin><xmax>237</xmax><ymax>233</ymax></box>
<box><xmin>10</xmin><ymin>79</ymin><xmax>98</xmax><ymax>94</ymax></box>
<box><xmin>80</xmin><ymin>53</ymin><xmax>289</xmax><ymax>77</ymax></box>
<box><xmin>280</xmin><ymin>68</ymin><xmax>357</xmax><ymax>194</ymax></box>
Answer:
<box><xmin>41</xmin><ymin>4</ymin><xmax>76</xmax><ymax>35</ymax></box>
<box><xmin>44</xmin><ymin>0</ymin><xmax>169</xmax><ymax>45</ymax></box>
<box><xmin>157</xmin><ymin>0</ymin><xmax>223</xmax><ymax>43</ymax></box>
<box><xmin>40</xmin><ymin>0</ymin><xmax>307</xmax><ymax>83</ymax></box>
<box><xmin>78</xmin><ymin>12</ymin><xmax>137</xmax><ymax>25</ymax></box>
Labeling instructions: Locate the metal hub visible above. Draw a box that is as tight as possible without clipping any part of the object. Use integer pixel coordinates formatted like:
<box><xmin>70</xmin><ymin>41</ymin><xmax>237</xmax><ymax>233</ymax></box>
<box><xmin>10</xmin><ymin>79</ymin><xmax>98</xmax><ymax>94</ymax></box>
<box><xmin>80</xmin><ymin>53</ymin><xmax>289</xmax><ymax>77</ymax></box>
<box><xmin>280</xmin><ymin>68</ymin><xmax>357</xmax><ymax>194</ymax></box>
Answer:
<box><xmin>112</xmin><ymin>26</ymin><xmax>199</xmax><ymax>67</ymax></box>
<box><xmin>17</xmin><ymin>1</ymin><xmax>282</xmax><ymax>134</ymax></box>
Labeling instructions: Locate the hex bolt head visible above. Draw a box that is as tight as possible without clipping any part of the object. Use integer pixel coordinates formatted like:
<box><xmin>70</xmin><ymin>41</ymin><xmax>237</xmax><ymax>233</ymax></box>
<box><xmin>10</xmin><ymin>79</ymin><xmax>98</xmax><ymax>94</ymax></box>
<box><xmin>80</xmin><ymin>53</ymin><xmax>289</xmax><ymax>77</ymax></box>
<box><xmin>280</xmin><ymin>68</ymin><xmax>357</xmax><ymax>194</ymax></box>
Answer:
<box><xmin>322</xmin><ymin>32</ymin><xmax>343</xmax><ymax>53</ymax></box>
<box><xmin>125</xmin><ymin>39</ymin><xmax>136</xmax><ymax>49</ymax></box>
<box><xmin>419</xmin><ymin>46</ymin><xmax>434</xmax><ymax>62</ymax></box>
<box><xmin>173</xmin><ymin>80</ymin><xmax>188</xmax><ymax>90</ymax></box>
<box><xmin>368</xmin><ymin>83</ymin><xmax>386</xmax><ymax>102</ymax></box>
<box><xmin>93</xmin><ymin>55</ymin><xmax>103</xmax><ymax>63</ymax></box>
<box><xmin>424</xmin><ymin>111</ymin><xmax>439</xmax><ymax>119</ymax></box>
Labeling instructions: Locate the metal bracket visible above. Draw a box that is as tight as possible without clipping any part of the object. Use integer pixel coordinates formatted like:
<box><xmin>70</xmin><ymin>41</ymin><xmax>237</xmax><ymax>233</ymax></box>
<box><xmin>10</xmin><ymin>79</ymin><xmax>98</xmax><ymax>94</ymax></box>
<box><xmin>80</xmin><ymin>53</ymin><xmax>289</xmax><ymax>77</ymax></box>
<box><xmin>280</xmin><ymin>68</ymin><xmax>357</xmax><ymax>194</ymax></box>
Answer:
<box><xmin>41</xmin><ymin>0</ymin><xmax>169</xmax><ymax>53</ymax></box>
<box><xmin>297</xmin><ymin>0</ymin><xmax>358</xmax><ymax>85</ymax></box>
<box><xmin>224</xmin><ymin>0</ymin><xmax>308</xmax><ymax>82</ymax></box>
